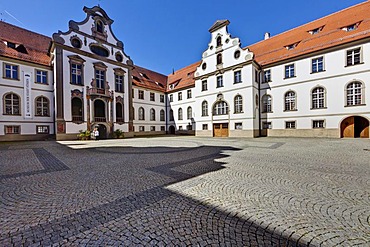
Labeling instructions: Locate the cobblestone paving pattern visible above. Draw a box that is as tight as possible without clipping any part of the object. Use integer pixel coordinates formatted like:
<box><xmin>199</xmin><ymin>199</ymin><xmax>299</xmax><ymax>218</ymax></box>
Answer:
<box><xmin>0</xmin><ymin>137</ymin><xmax>369</xmax><ymax>246</ymax></box>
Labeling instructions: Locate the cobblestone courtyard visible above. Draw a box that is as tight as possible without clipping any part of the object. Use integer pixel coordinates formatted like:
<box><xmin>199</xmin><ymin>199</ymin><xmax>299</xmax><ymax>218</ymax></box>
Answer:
<box><xmin>0</xmin><ymin>137</ymin><xmax>369</xmax><ymax>246</ymax></box>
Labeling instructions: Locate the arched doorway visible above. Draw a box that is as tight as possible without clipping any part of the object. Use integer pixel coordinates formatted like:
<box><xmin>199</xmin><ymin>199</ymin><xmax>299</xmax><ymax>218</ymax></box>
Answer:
<box><xmin>94</xmin><ymin>100</ymin><xmax>106</xmax><ymax>122</ymax></box>
<box><xmin>98</xmin><ymin>124</ymin><xmax>107</xmax><ymax>139</ymax></box>
<box><xmin>341</xmin><ymin>116</ymin><xmax>369</xmax><ymax>138</ymax></box>
<box><xmin>169</xmin><ymin>125</ymin><xmax>175</xmax><ymax>134</ymax></box>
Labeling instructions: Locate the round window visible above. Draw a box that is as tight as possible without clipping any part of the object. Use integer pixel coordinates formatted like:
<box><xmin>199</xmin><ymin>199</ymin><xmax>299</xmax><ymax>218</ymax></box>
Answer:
<box><xmin>202</xmin><ymin>63</ymin><xmax>207</xmax><ymax>70</ymax></box>
<box><xmin>71</xmin><ymin>38</ymin><xmax>82</xmax><ymax>49</ymax></box>
<box><xmin>116</xmin><ymin>53</ymin><xmax>123</xmax><ymax>62</ymax></box>
<box><xmin>234</xmin><ymin>50</ymin><xmax>241</xmax><ymax>59</ymax></box>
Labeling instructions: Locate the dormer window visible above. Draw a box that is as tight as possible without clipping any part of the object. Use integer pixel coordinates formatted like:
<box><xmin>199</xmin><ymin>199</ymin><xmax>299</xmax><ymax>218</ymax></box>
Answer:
<box><xmin>309</xmin><ymin>26</ymin><xmax>323</xmax><ymax>35</ymax></box>
<box><xmin>285</xmin><ymin>42</ymin><xmax>299</xmax><ymax>50</ymax></box>
<box><xmin>342</xmin><ymin>22</ymin><xmax>360</xmax><ymax>32</ymax></box>
<box><xmin>216</xmin><ymin>36</ymin><xmax>222</xmax><ymax>47</ymax></box>
<box><xmin>96</xmin><ymin>20</ymin><xmax>104</xmax><ymax>33</ymax></box>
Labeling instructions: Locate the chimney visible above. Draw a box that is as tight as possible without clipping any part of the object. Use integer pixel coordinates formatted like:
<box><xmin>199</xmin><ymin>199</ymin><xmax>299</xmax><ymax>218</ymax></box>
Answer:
<box><xmin>264</xmin><ymin>32</ymin><xmax>270</xmax><ymax>40</ymax></box>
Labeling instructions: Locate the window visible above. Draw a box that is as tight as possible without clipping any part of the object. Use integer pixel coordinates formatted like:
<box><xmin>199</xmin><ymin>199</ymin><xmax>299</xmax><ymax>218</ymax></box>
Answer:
<box><xmin>216</xmin><ymin>36</ymin><xmax>222</xmax><ymax>47</ymax></box>
<box><xmin>116</xmin><ymin>103</ymin><xmax>124</xmax><ymax>122</ymax></box>
<box><xmin>169</xmin><ymin>109</ymin><xmax>174</xmax><ymax>121</ymax></box>
<box><xmin>4</xmin><ymin>64</ymin><xmax>19</xmax><ymax>80</ymax></box>
<box><xmin>202</xmin><ymin>101</ymin><xmax>208</xmax><ymax>116</ymax></box>
<box><xmin>139</xmin><ymin>126</ymin><xmax>145</xmax><ymax>132</ymax></box>
<box><xmin>95</xmin><ymin>69</ymin><xmax>105</xmax><ymax>89</ymax></box>
<box><xmin>313</xmin><ymin>120</ymin><xmax>325</xmax><ymax>129</ymax></box>
<box><xmin>234</xmin><ymin>71</ymin><xmax>242</xmax><ymax>83</ymax></box>
<box><xmin>264</xmin><ymin>69</ymin><xmax>271</xmax><ymax>82</ymax></box>
<box><xmin>187</xmin><ymin>106</ymin><xmax>192</xmax><ymax>119</ymax></box>
<box><xmin>285</xmin><ymin>121</ymin><xmax>296</xmax><ymax>129</ymax></box>
<box><xmin>4</xmin><ymin>93</ymin><xmax>20</xmax><ymax>115</ymax></box>
<box><xmin>234</xmin><ymin>95</ymin><xmax>243</xmax><ymax>113</ymax></box>
<box><xmin>285</xmin><ymin>64</ymin><xmax>295</xmax><ymax>78</ymax></box>
<box><xmin>346</xmin><ymin>81</ymin><xmax>363</xmax><ymax>106</ymax></box>
<box><xmin>202</xmin><ymin>124</ymin><xmax>208</xmax><ymax>130</ymax></box>
<box><xmin>202</xmin><ymin>63</ymin><xmax>207</xmax><ymax>70</ymax></box>
<box><xmin>213</xmin><ymin>101</ymin><xmax>228</xmax><ymax>115</ymax></box>
<box><xmin>150</xmin><ymin>108</ymin><xmax>156</xmax><ymax>121</ymax></box>
<box><xmin>160</xmin><ymin>95</ymin><xmax>164</xmax><ymax>103</ymax></box>
<box><xmin>312</xmin><ymin>87</ymin><xmax>325</xmax><ymax>109</ymax></box>
<box><xmin>187</xmin><ymin>89</ymin><xmax>192</xmax><ymax>99</ymax></box>
<box><xmin>138</xmin><ymin>90</ymin><xmax>144</xmax><ymax>100</ymax></box>
<box><xmin>178</xmin><ymin>92</ymin><xmax>182</xmax><ymax>101</ymax></box>
<box><xmin>178</xmin><ymin>108</ymin><xmax>183</xmax><ymax>120</ymax></box>
<box><xmin>235</xmin><ymin>122</ymin><xmax>242</xmax><ymax>130</ymax></box>
<box><xmin>160</xmin><ymin>126</ymin><xmax>165</xmax><ymax>131</ymax></box>
<box><xmin>71</xmin><ymin>63</ymin><xmax>83</xmax><ymax>85</ymax></box>
<box><xmin>71</xmin><ymin>98</ymin><xmax>83</xmax><ymax>122</ymax></box>
<box><xmin>234</xmin><ymin>50</ymin><xmax>241</xmax><ymax>59</ymax></box>
<box><xmin>312</xmin><ymin>57</ymin><xmax>324</xmax><ymax>73</ymax></box>
<box><xmin>169</xmin><ymin>94</ymin><xmax>173</xmax><ymax>102</ymax></box>
<box><xmin>36</xmin><ymin>70</ymin><xmax>48</xmax><ymax>84</ymax></box>
<box><xmin>138</xmin><ymin>107</ymin><xmax>145</xmax><ymax>120</ymax></box>
<box><xmin>96</xmin><ymin>20</ymin><xmax>104</xmax><ymax>33</ymax></box>
<box><xmin>262</xmin><ymin>95</ymin><xmax>272</xmax><ymax>113</ymax></box>
<box><xmin>217</xmin><ymin>54</ymin><xmax>222</xmax><ymax>65</ymax></box>
<box><xmin>202</xmin><ymin>80</ymin><xmax>208</xmax><ymax>91</ymax></box>
<box><xmin>346</xmin><ymin>48</ymin><xmax>361</xmax><ymax>66</ymax></box>
<box><xmin>160</xmin><ymin>110</ymin><xmax>165</xmax><ymax>121</ymax></box>
<box><xmin>284</xmin><ymin>91</ymin><xmax>296</xmax><ymax>111</ymax></box>
<box><xmin>217</xmin><ymin>76</ymin><xmax>223</xmax><ymax>88</ymax></box>
<box><xmin>35</xmin><ymin>96</ymin><xmax>49</xmax><ymax>116</ymax></box>
<box><xmin>255</xmin><ymin>70</ymin><xmax>259</xmax><ymax>82</ymax></box>
<box><xmin>115</xmin><ymin>74</ymin><xmax>124</xmax><ymax>92</ymax></box>
<box><xmin>263</xmin><ymin>122</ymin><xmax>272</xmax><ymax>129</ymax></box>
<box><xmin>37</xmin><ymin>126</ymin><xmax>49</xmax><ymax>134</ymax></box>
<box><xmin>150</xmin><ymin>126</ymin><xmax>156</xmax><ymax>131</ymax></box>
<box><xmin>150</xmin><ymin>92</ymin><xmax>155</xmax><ymax>101</ymax></box>
<box><xmin>5</xmin><ymin>126</ymin><xmax>20</xmax><ymax>134</ymax></box>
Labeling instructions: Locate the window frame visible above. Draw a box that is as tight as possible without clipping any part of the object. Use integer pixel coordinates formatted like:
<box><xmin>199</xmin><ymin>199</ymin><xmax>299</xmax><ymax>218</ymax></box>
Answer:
<box><xmin>114</xmin><ymin>73</ymin><xmax>124</xmax><ymax>93</ymax></box>
<box><xmin>285</xmin><ymin>121</ymin><xmax>296</xmax><ymax>129</ymax></box>
<box><xmin>263</xmin><ymin>69</ymin><xmax>271</xmax><ymax>83</ymax></box>
<box><xmin>284</xmin><ymin>91</ymin><xmax>297</xmax><ymax>111</ymax></box>
<box><xmin>160</xmin><ymin>109</ymin><xmax>165</xmax><ymax>121</ymax></box>
<box><xmin>346</xmin><ymin>47</ymin><xmax>362</xmax><ymax>67</ymax></box>
<box><xmin>216</xmin><ymin>75</ymin><xmax>223</xmax><ymax>88</ymax></box>
<box><xmin>138</xmin><ymin>90</ymin><xmax>144</xmax><ymax>100</ymax></box>
<box><xmin>138</xmin><ymin>107</ymin><xmax>145</xmax><ymax>120</ymax></box>
<box><xmin>35</xmin><ymin>96</ymin><xmax>50</xmax><ymax>117</ymax></box>
<box><xmin>150</xmin><ymin>92</ymin><xmax>155</xmax><ymax>102</ymax></box>
<box><xmin>234</xmin><ymin>70</ymin><xmax>242</xmax><ymax>84</ymax></box>
<box><xmin>36</xmin><ymin>125</ymin><xmax>50</xmax><ymax>134</ymax></box>
<box><xmin>284</xmin><ymin>64</ymin><xmax>295</xmax><ymax>79</ymax></box>
<box><xmin>187</xmin><ymin>89</ymin><xmax>192</xmax><ymax>99</ymax></box>
<box><xmin>312</xmin><ymin>120</ymin><xmax>325</xmax><ymax>129</ymax></box>
<box><xmin>346</xmin><ymin>81</ymin><xmax>364</xmax><ymax>106</ymax></box>
<box><xmin>5</xmin><ymin>125</ymin><xmax>20</xmax><ymax>134</ymax></box>
<box><xmin>311</xmin><ymin>87</ymin><xmax>326</xmax><ymax>109</ymax></box>
<box><xmin>234</xmin><ymin>95</ymin><xmax>243</xmax><ymax>114</ymax></box>
<box><xmin>150</xmin><ymin>108</ymin><xmax>156</xmax><ymax>121</ymax></box>
<box><xmin>3</xmin><ymin>63</ymin><xmax>19</xmax><ymax>80</ymax></box>
<box><xmin>213</xmin><ymin>101</ymin><xmax>229</xmax><ymax>115</ymax></box>
<box><xmin>262</xmin><ymin>95</ymin><xmax>272</xmax><ymax>113</ymax></box>
<box><xmin>311</xmin><ymin>57</ymin><xmax>324</xmax><ymax>73</ymax></box>
<box><xmin>187</xmin><ymin>106</ymin><xmax>192</xmax><ymax>120</ymax></box>
<box><xmin>201</xmin><ymin>80</ymin><xmax>208</xmax><ymax>91</ymax></box>
<box><xmin>160</xmin><ymin>95</ymin><xmax>165</xmax><ymax>103</ymax></box>
<box><xmin>178</xmin><ymin>108</ymin><xmax>183</xmax><ymax>120</ymax></box>
<box><xmin>202</xmin><ymin>101</ymin><xmax>208</xmax><ymax>117</ymax></box>
<box><xmin>178</xmin><ymin>92</ymin><xmax>182</xmax><ymax>101</ymax></box>
<box><xmin>4</xmin><ymin>93</ymin><xmax>21</xmax><ymax>115</ymax></box>
<box><xmin>35</xmin><ymin>69</ymin><xmax>48</xmax><ymax>84</ymax></box>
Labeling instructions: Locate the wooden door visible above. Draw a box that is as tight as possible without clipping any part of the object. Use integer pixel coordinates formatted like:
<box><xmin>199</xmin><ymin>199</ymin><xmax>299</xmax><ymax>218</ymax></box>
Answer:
<box><xmin>341</xmin><ymin>117</ymin><xmax>354</xmax><ymax>138</ymax></box>
<box><xmin>213</xmin><ymin>123</ymin><xmax>229</xmax><ymax>137</ymax></box>
<box><xmin>356</xmin><ymin>116</ymin><xmax>369</xmax><ymax>138</ymax></box>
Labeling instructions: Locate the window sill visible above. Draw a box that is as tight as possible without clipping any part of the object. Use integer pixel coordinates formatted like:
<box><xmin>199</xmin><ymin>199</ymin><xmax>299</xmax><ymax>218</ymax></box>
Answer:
<box><xmin>283</xmin><ymin>109</ymin><xmax>298</xmax><ymax>112</ymax></box>
<box><xmin>283</xmin><ymin>76</ymin><xmax>296</xmax><ymax>80</ymax></box>
<box><xmin>345</xmin><ymin>62</ymin><xmax>364</xmax><ymax>67</ymax></box>
<box><xmin>234</xmin><ymin>81</ymin><xmax>242</xmax><ymax>84</ymax></box>
<box><xmin>310</xmin><ymin>107</ymin><xmax>327</xmax><ymax>110</ymax></box>
<box><xmin>234</xmin><ymin>112</ymin><xmax>244</xmax><ymax>114</ymax></box>
<box><xmin>3</xmin><ymin>77</ymin><xmax>20</xmax><ymax>81</ymax></box>
<box><xmin>262</xmin><ymin>111</ymin><xmax>273</xmax><ymax>113</ymax></box>
<box><xmin>345</xmin><ymin>103</ymin><xmax>366</xmax><ymax>107</ymax></box>
<box><xmin>70</xmin><ymin>82</ymin><xmax>84</xmax><ymax>86</ymax></box>
<box><xmin>35</xmin><ymin>115</ymin><xmax>50</xmax><ymax>117</ymax></box>
<box><xmin>3</xmin><ymin>114</ymin><xmax>21</xmax><ymax>116</ymax></box>
<box><xmin>35</xmin><ymin>82</ymin><xmax>49</xmax><ymax>85</ymax></box>
<box><xmin>216</xmin><ymin>86</ymin><xmax>224</xmax><ymax>88</ymax></box>
<box><xmin>201</xmin><ymin>115</ymin><xmax>209</xmax><ymax>117</ymax></box>
<box><xmin>310</xmin><ymin>70</ymin><xmax>326</xmax><ymax>74</ymax></box>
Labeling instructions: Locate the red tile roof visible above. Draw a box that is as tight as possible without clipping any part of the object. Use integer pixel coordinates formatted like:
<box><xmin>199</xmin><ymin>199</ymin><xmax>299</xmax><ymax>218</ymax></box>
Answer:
<box><xmin>0</xmin><ymin>22</ymin><xmax>51</xmax><ymax>66</ymax></box>
<box><xmin>166</xmin><ymin>61</ymin><xmax>201</xmax><ymax>92</ymax></box>
<box><xmin>247</xmin><ymin>1</ymin><xmax>370</xmax><ymax>66</ymax></box>
<box><xmin>132</xmin><ymin>65</ymin><xmax>168</xmax><ymax>92</ymax></box>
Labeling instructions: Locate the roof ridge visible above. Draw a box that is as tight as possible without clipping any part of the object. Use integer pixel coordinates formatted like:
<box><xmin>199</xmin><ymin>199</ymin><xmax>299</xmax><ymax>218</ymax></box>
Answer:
<box><xmin>0</xmin><ymin>21</ymin><xmax>51</xmax><ymax>40</ymax></box>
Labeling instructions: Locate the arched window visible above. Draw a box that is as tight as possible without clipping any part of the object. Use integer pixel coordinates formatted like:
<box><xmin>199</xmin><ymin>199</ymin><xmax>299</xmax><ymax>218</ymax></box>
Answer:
<box><xmin>213</xmin><ymin>101</ymin><xmax>228</xmax><ymax>115</ymax></box>
<box><xmin>139</xmin><ymin>107</ymin><xmax>145</xmax><ymax>120</ymax></box>
<box><xmin>72</xmin><ymin>98</ymin><xmax>83</xmax><ymax>122</ymax></box>
<box><xmin>217</xmin><ymin>54</ymin><xmax>222</xmax><ymax>65</ymax></box>
<box><xmin>346</xmin><ymin>81</ymin><xmax>363</xmax><ymax>106</ymax></box>
<box><xmin>178</xmin><ymin>108</ymin><xmax>183</xmax><ymax>120</ymax></box>
<box><xmin>150</xmin><ymin>108</ymin><xmax>156</xmax><ymax>121</ymax></box>
<box><xmin>169</xmin><ymin>109</ymin><xmax>174</xmax><ymax>121</ymax></box>
<box><xmin>96</xmin><ymin>20</ymin><xmax>104</xmax><ymax>33</ymax></box>
<box><xmin>284</xmin><ymin>91</ymin><xmax>296</xmax><ymax>111</ymax></box>
<box><xmin>4</xmin><ymin>93</ymin><xmax>20</xmax><ymax>115</ymax></box>
<box><xmin>160</xmin><ymin>109</ymin><xmax>165</xmax><ymax>121</ymax></box>
<box><xmin>216</xmin><ymin>36</ymin><xmax>222</xmax><ymax>47</ymax></box>
<box><xmin>262</xmin><ymin>95</ymin><xmax>272</xmax><ymax>113</ymax></box>
<box><xmin>312</xmin><ymin>87</ymin><xmax>325</xmax><ymax>109</ymax></box>
<box><xmin>234</xmin><ymin>95</ymin><xmax>243</xmax><ymax>113</ymax></box>
<box><xmin>187</xmin><ymin>106</ymin><xmax>192</xmax><ymax>119</ymax></box>
<box><xmin>35</xmin><ymin>96</ymin><xmax>49</xmax><ymax>116</ymax></box>
<box><xmin>202</xmin><ymin>101</ymin><xmax>208</xmax><ymax>116</ymax></box>
<box><xmin>116</xmin><ymin>102</ymin><xmax>124</xmax><ymax>122</ymax></box>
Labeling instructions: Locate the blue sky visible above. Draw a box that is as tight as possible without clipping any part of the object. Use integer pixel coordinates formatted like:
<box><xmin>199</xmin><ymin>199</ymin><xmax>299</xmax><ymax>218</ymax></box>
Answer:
<box><xmin>0</xmin><ymin>0</ymin><xmax>365</xmax><ymax>75</ymax></box>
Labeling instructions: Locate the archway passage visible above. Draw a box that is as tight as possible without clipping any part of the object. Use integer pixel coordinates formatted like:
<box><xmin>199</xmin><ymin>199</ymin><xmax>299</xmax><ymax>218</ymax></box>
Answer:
<box><xmin>169</xmin><ymin>126</ymin><xmax>175</xmax><ymax>134</ymax></box>
<box><xmin>341</xmin><ymin>116</ymin><xmax>369</xmax><ymax>138</ymax></box>
<box><xmin>98</xmin><ymin>124</ymin><xmax>107</xmax><ymax>139</ymax></box>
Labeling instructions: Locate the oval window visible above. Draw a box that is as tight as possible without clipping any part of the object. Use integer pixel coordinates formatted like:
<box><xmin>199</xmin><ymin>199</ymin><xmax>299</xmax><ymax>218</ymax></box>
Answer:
<box><xmin>90</xmin><ymin>45</ymin><xmax>109</xmax><ymax>57</ymax></box>
<box><xmin>71</xmin><ymin>38</ymin><xmax>82</xmax><ymax>49</ymax></box>
<box><xmin>116</xmin><ymin>53</ymin><xmax>123</xmax><ymax>62</ymax></box>
<box><xmin>202</xmin><ymin>63</ymin><xmax>207</xmax><ymax>70</ymax></box>
<box><xmin>234</xmin><ymin>50</ymin><xmax>241</xmax><ymax>59</ymax></box>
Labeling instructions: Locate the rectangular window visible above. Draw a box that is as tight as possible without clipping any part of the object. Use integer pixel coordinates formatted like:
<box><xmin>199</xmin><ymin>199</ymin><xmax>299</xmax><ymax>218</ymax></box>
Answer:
<box><xmin>160</xmin><ymin>126</ymin><xmax>165</xmax><ymax>131</ymax></box>
<box><xmin>235</xmin><ymin>122</ymin><xmax>243</xmax><ymax>130</ymax></box>
<box><xmin>187</xmin><ymin>89</ymin><xmax>192</xmax><ymax>99</ymax></box>
<box><xmin>313</xmin><ymin>120</ymin><xmax>325</xmax><ymax>129</ymax></box>
<box><xmin>234</xmin><ymin>71</ymin><xmax>242</xmax><ymax>83</ymax></box>
<box><xmin>216</xmin><ymin>76</ymin><xmax>223</xmax><ymax>88</ymax></box>
<box><xmin>202</xmin><ymin>80</ymin><xmax>208</xmax><ymax>91</ymax></box>
<box><xmin>169</xmin><ymin>94</ymin><xmax>173</xmax><ymax>102</ymax></box>
<box><xmin>95</xmin><ymin>69</ymin><xmax>105</xmax><ymax>89</ymax></box>
<box><xmin>263</xmin><ymin>122</ymin><xmax>272</xmax><ymax>129</ymax></box>
<box><xmin>202</xmin><ymin>124</ymin><xmax>208</xmax><ymax>130</ymax></box>
<box><xmin>346</xmin><ymin>48</ymin><xmax>361</xmax><ymax>66</ymax></box>
<box><xmin>285</xmin><ymin>121</ymin><xmax>296</xmax><ymax>129</ymax></box>
<box><xmin>36</xmin><ymin>70</ymin><xmax>48</xmax><ymax>84</ymax></box>
<box><xmin>4</xmin><ymin>64</ymin><xmax>19</xmax><ymax>80</ymax></box>
<box><xmin>5</xmin><ymin>125</ymin><xmax>20</xmax><ymax>134</ymax></box>
<box><xmin>178</xmin><ymin>92</ymin><xmax>182</xmax><ymax>101</ymax></box>
<box><xmin>150</xmin><ymin>126</ymin><xmax>156</xmax><ymax>131</ymax></box>
<box><xmin>71</xmin><ymin>63</ymin><xmax>82</xmax><ymax>85</ymax></box>
<box><xmin>115</xmin><ymin>74</ymin><xmax>124</xmax><ymax>92</ymax></box>
<box><xmin>255</xmin><ymin>70</ymin><xmax>259</xmax><ymax>82</ymax></box>
<box><xmin>264</xmin><ymin>69</ymin><xmax>271</xmax><ymax>82</ymax></box>
<box><xmin>312</xmin><ymin>57</ymin><xmax>324</xmax><ymax>73</ymax></box>
<box><xmin>138</xmin><ymin>90</ymin><xmax>144</xmax><ymax>100</ymax></box>
<box><xmin>285</xmin><ymin>64</ymin><xmax>295</xmax><ymax>78</ymax></box>
<box><xmin>37</xmin><ymin>126</ymin><xmax>49</xmax><ymax>134</ymax></box>
<box><xmin>139</xmin><ymin>126</ymin><xmax>145</xmax><ymax>132</ymax></box>
<box><xmin>150</xmin><ymin>92</ymin><xmax>155</xmax><ymax>101</ymax></box>
<box><xmin>160</xmin><ymin>95</ymin><xmax>165</xmax><ymax>103</ymax></box>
